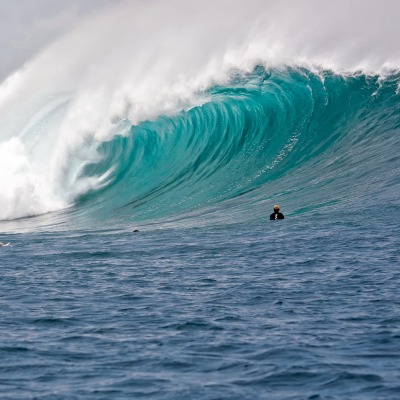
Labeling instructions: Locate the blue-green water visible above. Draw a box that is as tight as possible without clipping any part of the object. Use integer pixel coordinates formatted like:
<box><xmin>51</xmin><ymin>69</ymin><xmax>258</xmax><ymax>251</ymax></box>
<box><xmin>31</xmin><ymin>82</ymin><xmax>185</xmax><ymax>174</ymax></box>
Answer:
<box><xmin>1</xmin><ymin>66</ymin><xmax>400</xmax><ymax>399</ymax></box>
<box><xmin>71</xmin><ymin>68</ymin><xmax>400</xmax><ymax>227</ymax></box>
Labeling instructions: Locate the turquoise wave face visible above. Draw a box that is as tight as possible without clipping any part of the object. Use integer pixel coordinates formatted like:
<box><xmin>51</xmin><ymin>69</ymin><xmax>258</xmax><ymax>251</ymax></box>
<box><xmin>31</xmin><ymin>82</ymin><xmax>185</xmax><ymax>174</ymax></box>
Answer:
<box><xmin>66</xmin><ymin>67</ymin><xmax>400</xmax><ymax>227</ymax></box>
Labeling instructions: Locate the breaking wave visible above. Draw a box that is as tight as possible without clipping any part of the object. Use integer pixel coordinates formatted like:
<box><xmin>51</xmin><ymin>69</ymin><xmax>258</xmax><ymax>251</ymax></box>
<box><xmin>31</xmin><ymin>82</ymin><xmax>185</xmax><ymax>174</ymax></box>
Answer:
<box><xmin>0</xmin><ymin>0</ymin><xmax>399</xmax><ymax>229</ymax></box>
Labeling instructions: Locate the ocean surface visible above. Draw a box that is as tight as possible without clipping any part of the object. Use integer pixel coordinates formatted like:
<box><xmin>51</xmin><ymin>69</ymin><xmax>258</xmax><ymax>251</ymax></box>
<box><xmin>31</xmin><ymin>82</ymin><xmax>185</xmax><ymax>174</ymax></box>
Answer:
<box><xmin>1</xmin><ymin>1</ymin><xmax>400</xmax><ymax>398</ymax></box>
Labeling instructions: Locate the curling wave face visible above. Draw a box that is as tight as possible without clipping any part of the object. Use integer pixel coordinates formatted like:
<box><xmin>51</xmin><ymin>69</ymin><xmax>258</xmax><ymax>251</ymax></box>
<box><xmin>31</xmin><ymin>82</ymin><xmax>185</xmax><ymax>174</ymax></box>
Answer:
<box><xmin>71</xmin><ymin>68</ymin><xmax>400</xmax><ymax>226</ymax></box>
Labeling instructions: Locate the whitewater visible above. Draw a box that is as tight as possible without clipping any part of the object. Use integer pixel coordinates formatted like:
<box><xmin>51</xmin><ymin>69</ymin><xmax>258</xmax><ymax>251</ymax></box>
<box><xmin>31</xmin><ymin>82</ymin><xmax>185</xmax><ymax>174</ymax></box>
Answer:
<box><xmin>0</xmin><ymin>0</ymin><xmax>399</xmax><ymax>399</ymax></box>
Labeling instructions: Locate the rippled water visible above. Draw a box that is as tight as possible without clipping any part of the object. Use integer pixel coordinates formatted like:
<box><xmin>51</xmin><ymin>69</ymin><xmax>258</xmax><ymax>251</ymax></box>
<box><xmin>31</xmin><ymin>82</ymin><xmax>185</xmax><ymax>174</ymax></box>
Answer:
<box><xmin>1</xmin><ymin>208</ymin><xmax>399</xmax><ymax>399</ymax></box>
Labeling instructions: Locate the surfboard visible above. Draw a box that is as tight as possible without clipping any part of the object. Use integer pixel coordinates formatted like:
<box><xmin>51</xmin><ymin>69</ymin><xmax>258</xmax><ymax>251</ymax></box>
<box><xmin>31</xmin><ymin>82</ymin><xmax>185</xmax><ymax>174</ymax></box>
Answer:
<box><xmin>0</xmin><ymin>242</ymin><xmax>10</xmax><ymax>247</ymax></box>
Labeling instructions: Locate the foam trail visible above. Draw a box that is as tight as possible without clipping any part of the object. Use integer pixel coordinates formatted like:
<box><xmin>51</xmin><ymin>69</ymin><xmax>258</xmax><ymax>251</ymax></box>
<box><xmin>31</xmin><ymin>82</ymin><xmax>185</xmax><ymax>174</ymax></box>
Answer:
<box><xmin>0</xmin><ymin>0</ymin><xmax>399</xmax><ymax>221</ymax></box>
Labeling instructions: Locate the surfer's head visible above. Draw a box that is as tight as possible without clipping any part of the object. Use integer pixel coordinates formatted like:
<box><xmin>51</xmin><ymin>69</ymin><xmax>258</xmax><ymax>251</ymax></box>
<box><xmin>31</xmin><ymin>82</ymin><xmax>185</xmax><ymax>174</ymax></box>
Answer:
<box><xmin>273</xmin><ymin>205</ymin><xmax>280</xmax><ymax>212</ymax></box>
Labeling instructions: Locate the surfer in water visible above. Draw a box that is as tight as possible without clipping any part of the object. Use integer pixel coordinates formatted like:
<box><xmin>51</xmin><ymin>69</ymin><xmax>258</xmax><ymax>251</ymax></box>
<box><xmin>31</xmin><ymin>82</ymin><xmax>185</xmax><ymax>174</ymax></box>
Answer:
<box><xmin>270</xmin><ymin>205</ymin><xmax>284</xmax><ymax>220</ymax></box>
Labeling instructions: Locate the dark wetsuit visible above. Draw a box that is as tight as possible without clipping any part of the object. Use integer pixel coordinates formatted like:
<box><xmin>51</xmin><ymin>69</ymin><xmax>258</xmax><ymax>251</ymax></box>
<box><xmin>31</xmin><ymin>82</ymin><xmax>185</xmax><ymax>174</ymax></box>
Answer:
<box><xmin>270</xmin><ymin>212</ymin><xmax>284</xmax><ymax>220</ymax></box>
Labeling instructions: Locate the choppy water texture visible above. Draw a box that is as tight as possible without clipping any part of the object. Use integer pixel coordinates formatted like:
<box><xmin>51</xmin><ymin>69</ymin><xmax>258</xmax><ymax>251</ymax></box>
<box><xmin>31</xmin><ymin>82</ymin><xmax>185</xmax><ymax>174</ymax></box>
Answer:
<box><xmin>1</xmin><ymin>1</ymin><xmax>400</xmax><ymax>398</ymax></box>
<box><xmin>1</xmin><ymin>213</ymin><xmax>400</xmax><ymax>399</ymax></box>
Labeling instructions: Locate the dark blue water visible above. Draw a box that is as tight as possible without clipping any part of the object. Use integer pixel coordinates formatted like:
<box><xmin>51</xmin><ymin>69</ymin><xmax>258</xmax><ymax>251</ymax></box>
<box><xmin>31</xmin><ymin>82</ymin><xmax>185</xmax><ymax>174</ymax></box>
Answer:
<box><xmin>1</xmin><ymin>207</ymin><xmax>400</xmax><ymax>399</ymax></box>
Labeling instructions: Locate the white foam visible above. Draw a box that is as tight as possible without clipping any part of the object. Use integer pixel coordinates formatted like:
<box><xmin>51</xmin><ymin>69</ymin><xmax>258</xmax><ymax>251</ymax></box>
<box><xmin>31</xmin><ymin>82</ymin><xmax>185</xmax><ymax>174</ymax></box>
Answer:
<box><xmin>0</xmin><ymin>138</ymin><xmax>66</xmax><ymax>220</ymax></box>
